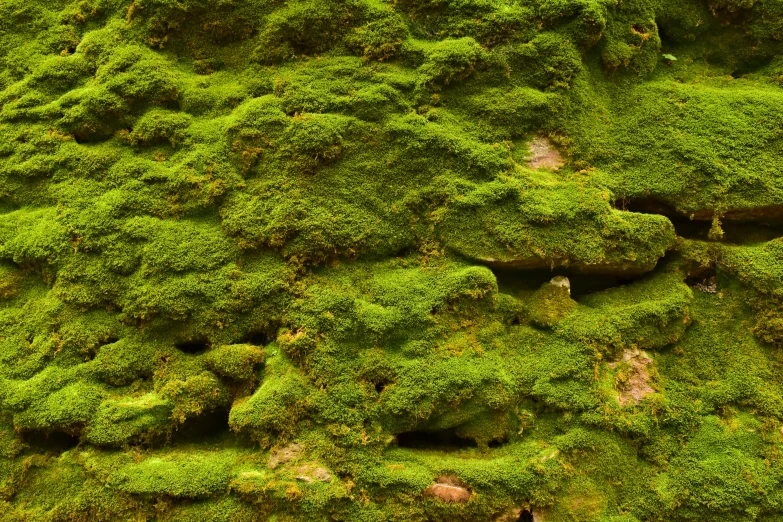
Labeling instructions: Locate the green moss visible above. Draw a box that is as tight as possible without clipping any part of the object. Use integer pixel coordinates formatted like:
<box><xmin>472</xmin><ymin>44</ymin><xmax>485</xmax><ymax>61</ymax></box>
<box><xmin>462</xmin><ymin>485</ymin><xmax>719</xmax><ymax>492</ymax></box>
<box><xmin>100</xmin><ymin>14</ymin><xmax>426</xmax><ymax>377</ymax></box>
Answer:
<box><xmin>527</xmin><ymin>280</ymin><xmax>578</xmax><ymax>327</ymax></box>
<box><xmin>85</xmin><ymin>393</ymin><xmax>173</xmax><ymax>446</ymax></box>
<box><xmin>3</xmin><ymin>0</ymin><xmax>783</xmax><ymax>519</ymax></box>
<box><xmin>228</xmin><ymin>349</ymin><xmax>315</xmax><ymax>446</ymax></box>
<box><xmin>436</xmin><ymin>173</ymin><xmax>676</xmax><ymax>272</ymax></box>
<box><xmin>108</xmin><ymin>452</ymin><xmax>233</xmax><ymax>498</ymax></box>
<box><xmin>557</xmin><ymin>264</ymin><xmax>693</xmax><ymax>350</ymax></box>
<box><xmin>205</xmin><ymin>344</ymin><xmax>265</xmax><ymax>381</ymax></box>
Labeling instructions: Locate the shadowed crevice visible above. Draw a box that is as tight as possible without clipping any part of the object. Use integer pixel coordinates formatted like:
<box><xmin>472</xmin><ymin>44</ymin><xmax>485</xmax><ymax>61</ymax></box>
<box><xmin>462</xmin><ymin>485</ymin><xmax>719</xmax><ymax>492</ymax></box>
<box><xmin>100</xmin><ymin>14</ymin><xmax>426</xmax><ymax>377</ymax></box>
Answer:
<box><xmin>491</xmin><ymin>266</ymin><xmax>640</xmax><ymax>301</ymax></box>
<box><xmin>22</xmin><ymin>430</ymin><xmax>80</xmax><ymax>454</ymax></box>
<box><xmin>395</xmin><ymin>428</ymin><xmax>487</xmax><ymax>450</ymax></box>
<box><xmin>518</xmin><ymin>509</ymin><xmax>534</xmax><ymax>522</ymax></box>
<box><xmin>175</xmin><ymin>339</ymin><xmax>210</xmax><ymax>354</ymax></box>
<box><xmin>617</xmin><ymin>198</ymin><xmax>783</xmax><ymax>244</ymax></box>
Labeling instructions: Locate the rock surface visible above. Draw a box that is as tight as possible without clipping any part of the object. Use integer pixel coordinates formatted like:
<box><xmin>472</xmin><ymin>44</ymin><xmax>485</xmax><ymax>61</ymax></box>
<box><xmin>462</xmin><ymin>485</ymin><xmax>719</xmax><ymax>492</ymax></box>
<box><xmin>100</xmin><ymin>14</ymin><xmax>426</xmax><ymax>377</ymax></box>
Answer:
<box><xmin>527</xmin><ymin>136</ymin><xmax>565</xmax><ymax>170</ymax></box>
<box><xmin>610</xmin><ymin>348</ymin><xmax>655</xmax><ymax>407</ymax></box>
<box><xmin>424</xmin><ymin>475</ymin><xmax>473</xmax><ymax>503</ymax></box>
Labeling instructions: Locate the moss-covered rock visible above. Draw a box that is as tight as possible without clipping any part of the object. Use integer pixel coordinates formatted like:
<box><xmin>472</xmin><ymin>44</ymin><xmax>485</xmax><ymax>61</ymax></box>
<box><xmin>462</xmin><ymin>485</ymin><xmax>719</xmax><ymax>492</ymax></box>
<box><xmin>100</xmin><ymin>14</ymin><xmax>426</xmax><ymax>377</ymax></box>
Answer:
<box><xmin>3</xmin><ymin>0</ymin><xmax>783</xmax><ymax>519</ymax></box>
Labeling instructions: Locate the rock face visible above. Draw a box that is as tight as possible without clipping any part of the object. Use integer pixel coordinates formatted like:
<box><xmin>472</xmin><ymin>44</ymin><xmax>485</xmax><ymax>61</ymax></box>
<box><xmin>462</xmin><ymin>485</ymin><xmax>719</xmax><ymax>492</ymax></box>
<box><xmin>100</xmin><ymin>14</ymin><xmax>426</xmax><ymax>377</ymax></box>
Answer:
<box><xmin>5</xmin><ymin>0</ymin><xmax>783</xmax><ymax>520</ymax></box>
<box><xmin>424</xmin><ymin>475</ymin><xmax>473</xmax><ymax>503</ymax></box>
<box><xmin>549</xmin><ymin>276</ymin><xmax>571</xmax><ymax>294</ymax></box>
<box><xmin>295</xmin><ymin>465</ymin><xmax>332</xmax><ymax>483</ymax></box>
<box><xmin>527</xmin><ymin>136</ymin><xmax>566</xmax><ymax>170</ymax></box>
<box><xmin>610</xmin><ymin>348</ymin><xmax>655</xmax><ymax>407</ymax></box>
<box><xmin>267</xmin><ymin>443</ymin><xmax>303</xmax><ymax>470</ymax></box>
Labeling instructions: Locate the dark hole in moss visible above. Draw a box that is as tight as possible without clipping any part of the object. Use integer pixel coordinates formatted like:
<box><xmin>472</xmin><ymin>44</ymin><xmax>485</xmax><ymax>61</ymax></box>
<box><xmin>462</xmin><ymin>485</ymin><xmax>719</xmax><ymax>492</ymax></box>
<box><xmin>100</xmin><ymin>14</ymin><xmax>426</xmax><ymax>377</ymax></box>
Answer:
<box><xmin>616</xmin><ymin>198</ymin><xmax>783</xmax><ymax>244</ymax></box>
<box><xmin>686</xmin><ymin>267</ymin><xmax>718</xmax><ymax>294</ymax></box>
<box><xmin>168</xmin><ymin>408</ymin><xmax>235</xmax><ymax>444</ymax></box>
<box><xmin>518</xmin><ymin>509</ymin><xmax>534</xmax><ymax>522</ymax></box>
<box><xmin>175</xmin><ymin>339</ymin><xmax>210</xmax><ymax>354</ymax></box>
<box><xmin>617</xmin><ymin>197</ymin><xmax>708</xmax><ymax>237</ymax></box>
<box><xmin>83</xmin><ymin>336</ymin><xmax>119</xmax><ymax>361</ymax></box>
<box><xmin>242</xmin><ymin>330</ymin><xmax>272</xmax><ymax>346</ymax></box>
<box><xmin>395</xmin><ymin>428</ymin><xmax>478</xmax><ymax>450</ymax></box>
<box><xmin>22</xmin><ymin>430</ymin><xmax>79</xmax><ymax>454</ymax></box>
<box><xmin>491</xmin><ymin>266</ymin><xmax>637</xmax><ymax>300</ymax></box>
<box><xmin>487</xmin><ymin>438</ymin><xmax>507</xmax><ymax>449</ymax></box>
<box><xmin>719</xmin><ymin>221</ymin><xmax>783</xmax><ymax>245</ymax></box>
<box><xmin>632</xmin><ymin>24</ymin><xmax>646</xmax><ymax>33</ymax></box>
<box><xmin>0</xmin><ymin>199</ymin><xmax>20</xmax><ymax>214</ymax></box>
<box><xmin>73</xmin><ymin>132</ymin><xmax>91</xmax><ymax>144</ymax></box>
<box><xmin>616</xmin><ymin>197</ymin><xmax>678</xmax><ymax>215</ymax></box>
<box><xmin>375</xmin><ymin>382</ymin><xmax>386</xmax><ymax>393</ymax></box>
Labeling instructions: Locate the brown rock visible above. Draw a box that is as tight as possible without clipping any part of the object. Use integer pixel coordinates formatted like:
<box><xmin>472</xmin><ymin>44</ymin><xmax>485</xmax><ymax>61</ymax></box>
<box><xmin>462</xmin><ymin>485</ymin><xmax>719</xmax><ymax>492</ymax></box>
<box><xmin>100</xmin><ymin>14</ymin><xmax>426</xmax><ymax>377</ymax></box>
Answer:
<box><xmin>267</xmin><ymin>442</ymin><xmax>303</xmax><ymax>470</ymax></box>
<box><xmin>424</xmin><ymin>475</ymin><xmax>472</xmax><ymax>503</ymax></box>
<box><xmin>549</xmin><ymin>276</ymin><xmax>571</xmax><ymax>294</ymax></box>
<box><xmin>295</xmin><ymin>464</ymin><xmax>332</xmax><ymax>483</ymax></box>
<box><xmin>527</xmin><ymin>136</ymin><xmax>565</xmax><ymax>170</ymax></box>
<box><xmin>610</xmin><ymin>348</ymin><xmax>655</xmax><ymax>406</ymax></box>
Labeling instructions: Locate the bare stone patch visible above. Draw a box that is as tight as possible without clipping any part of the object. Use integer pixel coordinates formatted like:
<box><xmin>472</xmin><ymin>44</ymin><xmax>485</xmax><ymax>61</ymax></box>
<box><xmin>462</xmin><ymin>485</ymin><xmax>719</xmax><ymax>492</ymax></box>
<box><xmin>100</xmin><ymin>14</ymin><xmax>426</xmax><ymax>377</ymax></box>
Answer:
<box><xmin>549</xmin><ymin>276</ymin><xmax>571</xmax><ymax>294</ymax></box>
<box><xmin>267</xmin><ymin>442</ymin><xmax>303</xmax><ymax>469</ymax></box>
<box><xmin>693</xmin><ymin>275</ymin><xmax>717</xmax><ymax>294</ymax></box>
<box><xmin>295</xmin><ymin>464</ymin><xmax>332</xmax><ymax>483</ymax></box>
<box><xmin>527</xmin><ymin>136</ymin><xmax>565</xmax><ymax>170</ymax></box>
<box><xmin>424</xmin><ymin>475</ymin><xmax>472</xmax><ymax>503</ymax></box>
<box><xmin>609</xmin><ymin>348</ymin><xmax>654</xmax><ymax>406</ymax></box>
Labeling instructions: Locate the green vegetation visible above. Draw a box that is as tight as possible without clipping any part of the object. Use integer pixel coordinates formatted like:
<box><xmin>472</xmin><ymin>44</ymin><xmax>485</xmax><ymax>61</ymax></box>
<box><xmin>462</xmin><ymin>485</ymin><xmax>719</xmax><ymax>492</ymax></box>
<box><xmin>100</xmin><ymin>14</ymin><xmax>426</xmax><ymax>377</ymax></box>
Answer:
<box><xmin>3</xmin><ymin>0</ymin><xmax>783</xmax><ymax>520</ymax></box>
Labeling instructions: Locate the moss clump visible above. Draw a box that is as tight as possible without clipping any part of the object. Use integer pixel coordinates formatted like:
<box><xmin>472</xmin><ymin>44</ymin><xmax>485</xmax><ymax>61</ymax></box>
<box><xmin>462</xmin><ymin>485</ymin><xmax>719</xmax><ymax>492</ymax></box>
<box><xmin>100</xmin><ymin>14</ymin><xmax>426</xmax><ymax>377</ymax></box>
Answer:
<box><xmin>527</xmin><ymin>278</ymin><xmax>578</xmax><ymax>328</ymax></box>
<box><xmin>3</xmin><ymin>0</ymin><xmax>783</xmax><ymax>520</ymax></box>
<box><xmin>204</xmin><ymin>344</ymin><xmax>265</xmax><ymax>381</ymax></box>
<box><xmin>108</xmin><ymin>452</ymin><xmax>233</xmax><ymax>498</ymax></box>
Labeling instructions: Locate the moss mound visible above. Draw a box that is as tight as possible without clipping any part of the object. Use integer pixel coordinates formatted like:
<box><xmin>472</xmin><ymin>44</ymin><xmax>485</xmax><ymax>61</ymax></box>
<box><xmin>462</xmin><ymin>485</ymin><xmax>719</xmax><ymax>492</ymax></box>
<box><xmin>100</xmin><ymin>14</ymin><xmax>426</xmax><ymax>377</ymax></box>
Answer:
<box><xmin>3</xmin><ymin>0</ymin><xmax>783</xmax><ymax>520</ymax></box>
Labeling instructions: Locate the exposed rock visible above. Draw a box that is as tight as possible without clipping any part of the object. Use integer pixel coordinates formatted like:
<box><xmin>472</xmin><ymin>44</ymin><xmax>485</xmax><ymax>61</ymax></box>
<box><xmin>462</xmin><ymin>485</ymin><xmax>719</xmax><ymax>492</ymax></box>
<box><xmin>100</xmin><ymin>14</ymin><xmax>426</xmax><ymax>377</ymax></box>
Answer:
<box><xmin>609</xmin><ymin>348</ymin><xmax>655</xmax><ymax>406</ymax></box>
<box><xmin>267</xmin><ymin>442</ymin><xmax>303</xmax><ymax>470</ymax></box>
<box><xmin>527</xmin><ymin>136</ymin><xmax>565</xmax><ymax>170</ymax></box>
<box><xmin>549</xmin><ymin>276</ymin><xmax>571</xmax><ymax>294</ymax></box>
<box><xmin>295</xmin><ymin>464</ymin><xmax>332</xmax><ymax>483</ymax></box>
<box><xmin>424</xmin><ymin>475</ymin><xmax>472</xmax><ymax>503</ymax></box>
<box><xmin>692</xmin><ymin>275</ymin><xmax>717</xmax><ymax>294</ymax></box>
